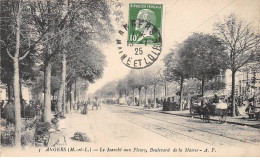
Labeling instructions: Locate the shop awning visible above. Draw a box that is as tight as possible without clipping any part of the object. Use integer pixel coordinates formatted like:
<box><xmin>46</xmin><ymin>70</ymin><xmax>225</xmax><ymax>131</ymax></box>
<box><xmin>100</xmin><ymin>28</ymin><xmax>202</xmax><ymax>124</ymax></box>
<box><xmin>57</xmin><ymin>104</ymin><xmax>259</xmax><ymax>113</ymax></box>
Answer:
<box><xmin>203</xmin><ymin>89</ymin><xmax>228</xmax><ymax>98</ymax></box>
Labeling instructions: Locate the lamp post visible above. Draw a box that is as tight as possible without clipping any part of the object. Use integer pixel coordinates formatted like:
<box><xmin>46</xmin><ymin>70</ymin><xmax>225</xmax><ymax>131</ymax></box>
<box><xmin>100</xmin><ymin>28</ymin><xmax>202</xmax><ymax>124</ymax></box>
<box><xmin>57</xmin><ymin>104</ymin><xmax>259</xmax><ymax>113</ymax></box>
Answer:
<box><xmin>248</xmin><ymin>63</ymin><xmax>259</xmax><ymax>106</ymax></box>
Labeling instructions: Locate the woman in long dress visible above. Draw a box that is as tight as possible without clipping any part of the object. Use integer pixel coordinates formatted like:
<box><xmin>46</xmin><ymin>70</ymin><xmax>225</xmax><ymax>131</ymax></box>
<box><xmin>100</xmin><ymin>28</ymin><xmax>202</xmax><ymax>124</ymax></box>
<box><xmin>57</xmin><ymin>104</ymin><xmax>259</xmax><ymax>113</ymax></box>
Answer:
<box><xmin>82</xmin><ymin>102</ymin><xmax>88</xmax><ymax>115</ymax></box>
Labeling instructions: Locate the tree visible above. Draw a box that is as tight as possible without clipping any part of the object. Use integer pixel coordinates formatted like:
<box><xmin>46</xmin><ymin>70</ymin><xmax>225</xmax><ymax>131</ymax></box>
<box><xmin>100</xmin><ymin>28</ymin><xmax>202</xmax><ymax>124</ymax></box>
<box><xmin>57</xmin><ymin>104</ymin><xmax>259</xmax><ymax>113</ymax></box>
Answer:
<box><xmin>56</xmin><ymin>0</ymin><xmax>113</xmax><ymax>114</ymax></box>
<box><xmin>143</xmin><ymin>63</ymin><xmax>164</xmax><ymax>108</ymax></box>
<box><xmin>164</xmin><ymin>48</ymin><xmax>189</xmax><ymax>111</ymax></box>
<box><xmin>63</xmin><ymin>38</ymin><xmax>106</xmax><ymax>112</ymax></box>
<box><xmin>117</xmin><ymin>79</ymin><xmax>129</xmax><ymax>103</ymax></box>
<box><xmin>0</xmin><ymin>0</ymin><xmax>48</xmax><ymax>147</ymax></box>
<box><xmin>29</xmin><ymin>0</ymin><xmax>65</xmax><ymax>122</ymax></box>
<box><xmin>129</xmin><ymin>70</ymin><xmax>144</xmax><ymax>106</ymax></box>
<box><xmin>180</xmin><ymin>33</ymin><xmax>228</xmax><ymax>107</ymax></box>
<box><xmin>138</xmin><ymin>69</ymin><xmax>153</xmax><ymax>105</ymax></box>
<box><xmin>96</xmin><ymin>81</ymin><xmax>118</xmax><ymax>99</ymax></box>
<box><xmin>126</xmin><ymin>71</ymin><xmax>137</xmax><ymax>105</ymax></box>
<box><xmin>215</xmin><ymin>13</ymin><xmax>260</xmax><ymax>116</ymax></box>
<box><xmin>29</xmin><ymin>0</ymin><xmax>114</xmax><ymax>119</ymax></box>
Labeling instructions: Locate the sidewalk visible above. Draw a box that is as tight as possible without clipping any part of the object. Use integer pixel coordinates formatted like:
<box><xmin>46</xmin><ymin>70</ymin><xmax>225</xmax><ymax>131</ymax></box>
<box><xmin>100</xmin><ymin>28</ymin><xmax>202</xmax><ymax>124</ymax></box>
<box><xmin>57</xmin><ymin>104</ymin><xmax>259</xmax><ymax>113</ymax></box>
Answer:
<box><xmin>64</xmin><ymin>108</ymin><xmax>177</xmax><ymax>148</ymax></box>
<box><xmin>118</xmin><ymin>104</ymin><xmax>260</xmax><ymax>129</ymax></box>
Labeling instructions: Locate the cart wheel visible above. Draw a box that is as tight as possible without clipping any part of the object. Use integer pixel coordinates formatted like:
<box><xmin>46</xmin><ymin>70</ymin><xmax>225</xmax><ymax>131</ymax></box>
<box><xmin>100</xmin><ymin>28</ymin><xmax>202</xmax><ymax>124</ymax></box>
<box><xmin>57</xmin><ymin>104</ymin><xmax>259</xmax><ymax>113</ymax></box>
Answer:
<box><xmin>204</xmin><ymin>114</ymin><xmax>210</xmax><ymax>123</ymax></box>
<box><xmin>223</xmin><ymin>115</ymin><xmax>227</xmax><ymax>123</ymax></box>
<box><xmin>219</xmin><ymin>117</ymin><xmax>222</xmax><ymax>123</ymax></box>
<box><xmin>219</xmin><ymin>116</ymin><xmax>226</xmax><ymax>123</ymax></box>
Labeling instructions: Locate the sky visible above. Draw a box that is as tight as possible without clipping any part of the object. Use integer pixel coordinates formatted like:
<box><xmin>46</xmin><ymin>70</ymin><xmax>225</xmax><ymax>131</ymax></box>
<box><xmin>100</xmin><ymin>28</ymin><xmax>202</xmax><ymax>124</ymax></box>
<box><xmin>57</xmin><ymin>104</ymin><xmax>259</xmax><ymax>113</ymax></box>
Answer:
<box><xmin>87</xmin><ymin>0</ymin><xmax>260</xmax><ymax>95</ymax></box>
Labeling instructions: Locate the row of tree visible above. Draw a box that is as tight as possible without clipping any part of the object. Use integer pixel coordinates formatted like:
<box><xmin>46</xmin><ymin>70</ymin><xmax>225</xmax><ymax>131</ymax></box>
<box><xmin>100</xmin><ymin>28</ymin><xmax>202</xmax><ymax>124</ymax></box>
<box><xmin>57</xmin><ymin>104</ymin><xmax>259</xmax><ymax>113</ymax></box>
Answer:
<box><xmin>95</xmin><ymin>14</ymin><xmax>260</xmax><ymax>116</ymax></box>
<box><xmin>95</xmin><ymin>63</ymin><xmax>167</xmax><ymax>107</ymax></box>
<box><xmin>0</xmin><ymin>0</ymin><xmax>119</xmax><ymax>147</ymax></box>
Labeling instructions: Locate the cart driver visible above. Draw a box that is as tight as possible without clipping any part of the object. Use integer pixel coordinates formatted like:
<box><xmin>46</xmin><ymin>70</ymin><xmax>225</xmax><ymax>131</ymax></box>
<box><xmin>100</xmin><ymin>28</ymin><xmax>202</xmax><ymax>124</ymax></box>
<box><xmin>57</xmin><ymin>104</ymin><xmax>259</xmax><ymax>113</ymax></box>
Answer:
<box><xmin>212</xmin><ymin>94</ymin><xmax>219</xmax><ymax>104</ymax></box>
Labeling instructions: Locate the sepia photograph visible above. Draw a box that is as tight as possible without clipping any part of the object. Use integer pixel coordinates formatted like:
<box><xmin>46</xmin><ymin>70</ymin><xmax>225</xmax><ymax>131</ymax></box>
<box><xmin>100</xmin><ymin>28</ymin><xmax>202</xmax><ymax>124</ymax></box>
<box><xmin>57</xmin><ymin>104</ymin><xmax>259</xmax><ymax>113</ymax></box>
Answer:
<box><xmin>0</xmin><ymin>0</ymin><xmax>260</xmax><ymax>157</ymax></box>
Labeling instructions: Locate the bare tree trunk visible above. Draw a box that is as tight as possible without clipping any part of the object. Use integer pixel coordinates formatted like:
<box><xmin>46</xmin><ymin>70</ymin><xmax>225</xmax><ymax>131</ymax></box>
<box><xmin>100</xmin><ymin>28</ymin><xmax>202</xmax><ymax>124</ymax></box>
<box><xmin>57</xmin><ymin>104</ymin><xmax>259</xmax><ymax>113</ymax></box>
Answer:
<box><xmin>74</xmin><ymin>78</ymin><xmax>77</xmax><ymax>103</ymax></box>
<box><xmin>44</xmin><ymin>0</ymin><xmax>52</xmax><ymax>123</ymax></box>
<box><xmin>57</xmin><ymin>54</ymin><xmax>66</xmax><ymax>114</ymax></box>
<box><xmin>14</xmin><ymin>58</ymin><xmax>22</xmax><ymax>147</ymax></box>
<box><xmin>57</xmin><ymin>87</ymin><xmax>63</xmax><ymax>113</ymax></box>
<box><xmin>133</xmin><ymin>89</ymin><xmax>135</xmax><ymax>106</ymax></box>
<box><xmin>231</xmin><ymin>70</ymin><xmax>236</xmax><ymax>117</ymax></box>
<box><xmin>68</xmin><ymin>84</ymin><xmax>72</xmax><ymax>112</ymax></box>
<box><xmin>187</xmin><ymin>93</ymin><xmax>191</xmax><ymax>112</ymax></box>
<box><xmin>13</xmin><ymin>2</ymin><xmax>22</xmax><ymax>147</ymax></box>
<box><xmin>179</xmin><ymin>77</ymin><xmax>184</xmax><ymax>111</ymax></box>
<box><xmin>201</xmin><ymin>79</ymin><xmax>205</xmax><ymax>108</ymax></box>
<box><xmin>7</xmin><ymin>83</ymin><xmax>12</xmax><ymax>100</ymax></box>
<box><xmin>63</xmin><ymin>89</ymin><xmax>65</xmax><ymax>114</ymax></box>
<box><xmin>124</xmin><ymin>91</ymin><xmax>127</xmax><ymax>104</ymax></box>
<box><xmin>138</xmin><ymin>88</ymin><xmax>141</xmax><ymax>106</ymax></box>
<box><xmin>64</xmin><ymin>79</ymin><xmax>67</xmax><ymax>114</ymax></box>
<box><xmin>165</xmin><ymin>82</ymin><xmax>167</xmax><ymax>96</ymax></box>
<box><xmin>144</xmin><ymin>87</ymin><xmax>147</xmax><ymax>105</ymax></box>
<box><xmin>44</xmin><ymin>61</ymin><xmax>52</xmax><ymax>122</ymax></box>
<box><xmin>154</xmin><ymin>85</ymin><xmax>157</xmax><ymax>108</ymax></box>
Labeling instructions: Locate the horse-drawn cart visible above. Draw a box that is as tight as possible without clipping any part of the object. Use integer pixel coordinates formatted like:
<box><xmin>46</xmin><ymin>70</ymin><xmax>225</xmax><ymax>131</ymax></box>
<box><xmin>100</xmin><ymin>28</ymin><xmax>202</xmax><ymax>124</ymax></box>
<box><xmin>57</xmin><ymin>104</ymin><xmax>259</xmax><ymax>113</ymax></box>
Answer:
<box><xmin>202</xmin><ymin>102</ymin><xmax>228</xmax><ymax>123</ymax></box>
<box><xmin>190</xmin><ymin>91</ymin><xmax>229</xmax><ymax>123</ymax></box>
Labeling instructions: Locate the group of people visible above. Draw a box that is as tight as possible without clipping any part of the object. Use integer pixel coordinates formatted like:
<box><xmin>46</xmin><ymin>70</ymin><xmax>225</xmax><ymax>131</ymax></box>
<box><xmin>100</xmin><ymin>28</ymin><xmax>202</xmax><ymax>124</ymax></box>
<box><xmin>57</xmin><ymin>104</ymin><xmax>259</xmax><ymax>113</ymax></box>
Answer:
<box><xmin>73</xmin><ymin>98</ymin><xmax>101</xmax><ymax>115</ymax></box>
<box><xmin>1</xmin><ymin>100</ymin><xmax>15</xmax><ymax>125</ymax></box>
<box><xmin>0</xmin><ymin>99</ymin><xmax>42</xmax><ymax>125</ymax></box>
<box><xmin>74</xmin><ymin>101</ymin><xmax>89</xmax><ymax>114</ymax></box>
<box><xmin>208</xmin><ymin>94</ymin><xmax>259</xmax><ymax>117</ymax></box>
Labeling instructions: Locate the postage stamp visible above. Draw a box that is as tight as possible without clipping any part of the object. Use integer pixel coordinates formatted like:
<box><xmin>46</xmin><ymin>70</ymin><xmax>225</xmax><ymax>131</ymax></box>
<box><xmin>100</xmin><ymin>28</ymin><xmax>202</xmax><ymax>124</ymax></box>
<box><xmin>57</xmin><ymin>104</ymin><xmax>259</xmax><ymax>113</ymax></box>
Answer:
<box><xmin>128</xmin><ymin>3</ymin><xmax>163</xmax><ymax>45</ymax></box>
<box><xmin>116</xmin><ymin>3</ymin><xmax>163</xmax><ymax>69</ymax></box>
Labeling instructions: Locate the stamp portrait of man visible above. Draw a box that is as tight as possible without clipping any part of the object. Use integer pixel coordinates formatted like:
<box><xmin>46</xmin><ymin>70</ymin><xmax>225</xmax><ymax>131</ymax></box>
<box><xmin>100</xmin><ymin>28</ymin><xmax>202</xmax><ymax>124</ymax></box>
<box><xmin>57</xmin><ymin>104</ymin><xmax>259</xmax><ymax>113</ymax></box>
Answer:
<box><xmin>135</xmin><ymin>9</ymin><xmax>157</xmax><ymax>44</ymax></box>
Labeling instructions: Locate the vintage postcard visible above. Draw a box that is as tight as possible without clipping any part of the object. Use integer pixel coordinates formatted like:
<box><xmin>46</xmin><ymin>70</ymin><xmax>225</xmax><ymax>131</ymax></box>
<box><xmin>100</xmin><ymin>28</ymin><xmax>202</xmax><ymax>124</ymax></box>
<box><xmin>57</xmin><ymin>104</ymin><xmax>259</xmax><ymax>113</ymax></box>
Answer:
<box><xmin>0</xmin><ymin>0</ymin><xmax>260</xmax><ymax>157</ymax></box>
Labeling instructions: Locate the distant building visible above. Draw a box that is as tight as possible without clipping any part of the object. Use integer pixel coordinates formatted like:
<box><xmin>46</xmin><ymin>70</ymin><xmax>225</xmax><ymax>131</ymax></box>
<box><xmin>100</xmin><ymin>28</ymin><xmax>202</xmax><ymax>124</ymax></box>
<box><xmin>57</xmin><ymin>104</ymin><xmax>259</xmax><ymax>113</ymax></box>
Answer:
<box><xmin>0</xmin><ymin>82</ymin><xmax>7</xmax><ymax>101</ymax></box>
<box><xmin>236</xmin><ymin>62</ymin><xmax>260</xmax><ymax>99</ymax></box>
<box><xmin>203</xmin><ymin>62</ymin><xmax>259</xmax><ymax>100</ymax></box>
<box><xmin>0</xmin><ymin>80</ymin><xmax>32</xmax><ymax>102</ymax></box>
<box><xmin>219</xmin><ymin>62</ymin><xmax>259</xmax><ymax>99</ymax></box>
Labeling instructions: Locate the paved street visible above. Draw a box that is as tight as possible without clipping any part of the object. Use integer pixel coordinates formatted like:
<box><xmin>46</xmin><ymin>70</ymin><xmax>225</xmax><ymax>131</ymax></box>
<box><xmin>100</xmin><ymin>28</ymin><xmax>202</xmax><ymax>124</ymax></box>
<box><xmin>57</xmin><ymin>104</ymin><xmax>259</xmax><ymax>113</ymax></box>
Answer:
<box><xmin>62</xmin><ymin>104</ymin><xmax>260</xmax><ymax>156</ymax></box>
<box><xmin>105</xmin><ymin>105</ymin><xmax>260</xmax><ymax>146</ymax></box>
<box><xmin>2</xmin><ymin>104</ymin><xmax>260</xmax><ymax>156</ymax></box>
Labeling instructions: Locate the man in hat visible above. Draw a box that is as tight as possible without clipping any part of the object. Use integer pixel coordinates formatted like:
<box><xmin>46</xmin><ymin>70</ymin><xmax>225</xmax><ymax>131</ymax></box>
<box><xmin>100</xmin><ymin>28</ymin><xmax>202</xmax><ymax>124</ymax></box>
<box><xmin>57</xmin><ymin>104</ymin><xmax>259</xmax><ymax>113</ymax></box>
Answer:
<box><xmin>3</xmin><ymin>99</ymin><xmax>15</xmax><ymax>125</ymax></box>
<box><xmin>0</xmin><ymin>100</ymin><xmax>5</xmax><ymax>118</ymax></box>
<box><xmin>28</xmin><ymin>100</ymin><xmax>36</xmax><ymax>119</ymax></box>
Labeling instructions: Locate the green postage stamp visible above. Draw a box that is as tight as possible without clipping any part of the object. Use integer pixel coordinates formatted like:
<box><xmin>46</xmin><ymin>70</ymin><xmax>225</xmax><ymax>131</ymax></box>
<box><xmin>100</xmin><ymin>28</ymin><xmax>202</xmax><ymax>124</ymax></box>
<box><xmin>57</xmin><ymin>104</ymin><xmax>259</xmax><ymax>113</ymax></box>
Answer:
<box><xmin>128</xmin><ymin>3</ymin><xmax>163</xmax><ymax>45</ymax></box>
<box><xmin>116</xmin><ymin>3</ymin><xmax>163</xmax><ymax>69</ymax></box>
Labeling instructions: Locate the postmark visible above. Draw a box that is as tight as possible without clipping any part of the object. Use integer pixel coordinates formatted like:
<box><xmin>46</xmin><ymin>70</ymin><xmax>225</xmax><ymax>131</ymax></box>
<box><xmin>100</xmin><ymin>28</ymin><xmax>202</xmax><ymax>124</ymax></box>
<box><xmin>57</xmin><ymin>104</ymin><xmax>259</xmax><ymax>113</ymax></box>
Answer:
<box><xmin>116</xmin><ymin>3</ymin><xmax>163</xmax><ymax>69</ymax></box>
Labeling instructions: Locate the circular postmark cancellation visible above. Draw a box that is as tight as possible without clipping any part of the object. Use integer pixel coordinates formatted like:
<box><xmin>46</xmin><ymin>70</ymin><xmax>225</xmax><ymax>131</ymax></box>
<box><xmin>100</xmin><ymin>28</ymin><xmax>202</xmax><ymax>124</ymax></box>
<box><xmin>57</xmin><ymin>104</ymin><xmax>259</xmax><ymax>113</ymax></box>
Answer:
<box><xmin>116</xmin><ymin>3</ymin><xmax>163</xmax><ymax>69</ymax></box>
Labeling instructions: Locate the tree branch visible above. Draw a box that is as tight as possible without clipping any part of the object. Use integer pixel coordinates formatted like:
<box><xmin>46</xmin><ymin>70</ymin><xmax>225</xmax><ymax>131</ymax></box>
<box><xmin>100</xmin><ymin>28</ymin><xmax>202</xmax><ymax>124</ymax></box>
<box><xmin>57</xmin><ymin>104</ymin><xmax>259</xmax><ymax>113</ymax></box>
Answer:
<box><xmin>18</xmin><ymin>26</ymin><xmax>51</xmax><ymax>60</ymax></box>
<box><xmin>0</xmin><ymin>40</ymin><xmax>14</xmax><ymax>60</ymax></box>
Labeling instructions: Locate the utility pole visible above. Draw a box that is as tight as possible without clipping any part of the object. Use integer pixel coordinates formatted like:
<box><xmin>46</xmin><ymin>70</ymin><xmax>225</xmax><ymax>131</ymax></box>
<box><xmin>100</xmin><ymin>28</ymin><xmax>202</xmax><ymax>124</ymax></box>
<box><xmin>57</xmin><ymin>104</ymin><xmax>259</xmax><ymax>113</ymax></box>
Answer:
<box><xmin>252</xmin><ymin>70</ymin><xmax>256</xmax><ymax>106</ymax></box>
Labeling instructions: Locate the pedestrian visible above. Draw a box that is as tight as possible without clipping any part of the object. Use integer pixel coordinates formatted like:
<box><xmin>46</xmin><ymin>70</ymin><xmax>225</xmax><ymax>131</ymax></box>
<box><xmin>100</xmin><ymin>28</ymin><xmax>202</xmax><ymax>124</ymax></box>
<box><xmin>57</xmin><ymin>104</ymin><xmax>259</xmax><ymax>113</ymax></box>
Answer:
<box><xmin>24</xmin><ymin>101</ymin><xmax>30</xmax><ymax>119</ymax></box>
<box><xmin>82</xmin><ymin>101</ymin><xmax>88</xmax><ymax>115</ymax></box>
<box><xmin>245</xmin><ymin>101</ymin><xmax>254</xmax><ymax>113</ymax></box>
<box><xmin>3</xmin><ymin>99</ymin><xmax>15</xmax><ymax>125</ymax></box>
<box><xmin>29</xmin><ymin>100</ymin><xmax>36</xmax><ymax>119</ymax></box>
<box><xmin>77</xmin><ymin>101</ymin><xmax>80</xmax><ymax>113</ymax></box>
<box><xmin>212</xmin><ymin>94</ymin><xmax>219</xmax><ymax>104</ymax></box>
<box><xmin>0</xmin><ymin>100</ymin><xmax>5</xmax><ymax>119</ymax></box>
<box><xmin>21</xmin><ymin>99</ymin><xmax>27</xmax><ymax>118</ymax></box>
<box><xmin>35</xmin><ymin>100</ymin><xmax>41</xmax><ymax>116</ymax></box>
<box><xmin>48</xmin><ymin>113</ymin><xmax>67</xmax><ymax>146</ymax></box>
